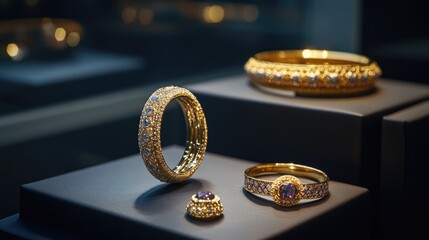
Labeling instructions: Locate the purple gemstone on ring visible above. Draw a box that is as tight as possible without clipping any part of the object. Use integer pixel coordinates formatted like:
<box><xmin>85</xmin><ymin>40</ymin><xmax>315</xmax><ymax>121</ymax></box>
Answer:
<box><xmin>196</xmin><ymin>191</ymin><xmax>215</xmax><ymax>200</ymax></box>
<box><xmin>279</xmin><ymin>182</ymin><xmax>296</xmax><ymax>201</ymax></box>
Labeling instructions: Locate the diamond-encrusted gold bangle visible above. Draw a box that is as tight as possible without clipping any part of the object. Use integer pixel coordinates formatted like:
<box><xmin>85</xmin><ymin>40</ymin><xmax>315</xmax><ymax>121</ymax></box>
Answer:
<box><xmin>244</xmin><ymin>49</ymin><xmax>382</xmax><ymax>97</ymax></box>
<box><xmin>138</xmin><ymin>86</ymin><xmax>208</xmax><ymax>183</ymax></box>
<box><xmin>244</xmin><ymin>163</ymin><xmax>329</xmax><ymax>207</ymax></box>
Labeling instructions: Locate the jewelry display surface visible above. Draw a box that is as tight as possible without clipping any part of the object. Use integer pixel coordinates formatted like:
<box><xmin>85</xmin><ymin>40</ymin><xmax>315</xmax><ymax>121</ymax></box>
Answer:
<box><xmin>187</xmin><ymin>75</ymin><xmax>429</xmax><ymax>186</ymax></box>
<box><xmin>0</xmin><ymin>214</ymin><xmax>76</xmax><ymax>240</ymax></box>
<box><xmin>189</xmin><ymin>75</ymin><xmax>429</xmax><ymax>114</ymax></box>
<box><xmin>19</xmin><ymin>145</ymin><xmax>369</xmax><ymax>240</ymax></box>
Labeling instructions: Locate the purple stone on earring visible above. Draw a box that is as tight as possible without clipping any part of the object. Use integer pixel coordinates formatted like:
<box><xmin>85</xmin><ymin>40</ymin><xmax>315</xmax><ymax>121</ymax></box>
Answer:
<box><xmin>196</xmin><ymin>191</ymin><xmax>215</xmax><ymax>200</ymax></box>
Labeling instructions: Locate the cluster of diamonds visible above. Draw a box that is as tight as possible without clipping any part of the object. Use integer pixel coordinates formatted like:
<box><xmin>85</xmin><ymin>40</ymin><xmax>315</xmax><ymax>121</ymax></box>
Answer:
<box><xmin>186</xmin><ymin>191</ymin><xmax>224</xmax><ymax>219</ymax></box>
<box><xmin>138</xmin><ymin>86</ymin><xmax>207</xmax><ymax>183</ymax></box>
<box><xmin>244</xmin><ymin>175</ymin><xmax>329</xmax><ymax>200</ymax></box>
<box><xmin>244</xmin><ymin>57</ymin><xmax>382</xmax><ymax>92</ymax></box>
<box><xmin>244</xmin><ymin>176</ymin><xmax>272</xmax><ymax>195</ymax></box>
<box><xmin>301</xmin><ymin>181</ymin><xmax>329</xmax><ymax>199</ymax></box>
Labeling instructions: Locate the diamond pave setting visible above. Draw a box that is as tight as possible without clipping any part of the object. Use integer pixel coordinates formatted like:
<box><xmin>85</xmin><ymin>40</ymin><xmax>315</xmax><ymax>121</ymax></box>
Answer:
<box><xmin>244</xmin><ymin>51</ymin><xmax>382</xmax><ymax>96</ymax></box>
<box><xmin>244</xmin><ymin>174</ymin><xmax>329</xmax><ymax>206</ymax></box>
<box><xmin>138</xmin><ymin>86</ymin><xmax>208</xmax><ymax>183</ymax></box>
<box><xmin>186</xmin><ymin>191</ymin><xmax>223</xmax><ymax>220</ymax></box>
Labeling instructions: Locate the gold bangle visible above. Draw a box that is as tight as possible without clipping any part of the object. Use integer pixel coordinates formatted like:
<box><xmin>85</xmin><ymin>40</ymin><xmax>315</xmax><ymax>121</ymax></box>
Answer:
<box><xmin>244</xmin><ymin>49</ymin><xmax>382</xmax><ymax>97</ymax></box>
<box><xmin>138</xmin><ymin>86</ymin><xmax>208</xmax><ymax>183</ymax></box>
<box><xmin>244</xmin><ymin>163</ymin><xmax>329</xmax><ymax>206</ymax></box>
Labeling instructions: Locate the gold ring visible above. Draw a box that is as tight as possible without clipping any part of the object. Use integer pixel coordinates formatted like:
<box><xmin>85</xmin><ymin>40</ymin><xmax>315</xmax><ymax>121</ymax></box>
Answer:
<box><xmin>244</xmin><ymin>163</ymin><xmax>329</xmax><ymax>206</ymax></box>
<box><xmin>138</xmin><ymin>86</ymin><xmax>208</xmax><ymax>183</ymax></box>
<box><xmin>186</xmin><ymin>191</ymin><xmax>224</xmax><ymax>220</ymax></box>
<box><xmin>244</xmin><ymin>49</ymin><xmax>382</xmax><ymax>97</ymax></box>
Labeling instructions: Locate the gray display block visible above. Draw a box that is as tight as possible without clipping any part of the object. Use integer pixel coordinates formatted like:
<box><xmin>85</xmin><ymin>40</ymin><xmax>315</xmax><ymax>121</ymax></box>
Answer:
<box><xmin>380</xmin><ymin>100</ymin><xmax>429</xmax><ymax>239</ymax></box>
<box><xmin>187</xmin><ymin>75</ymin><xmax>429</xmax><ymax>190</ymax></box>
<box><xmin>20</xmin><ymin>145</ymin><xmax>369</xmax><ymax>240</ymax></box>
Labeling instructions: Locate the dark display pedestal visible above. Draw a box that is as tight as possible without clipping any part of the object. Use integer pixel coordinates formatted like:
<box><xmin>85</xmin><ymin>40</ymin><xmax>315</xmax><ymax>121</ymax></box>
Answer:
<box><xmin>15</xmin><ymin>145</ymin><xmax>369</xmax><ymax>239</ymax></box>
<box><xmin>187</xmin><ymin>75</ymin><xmax>429</xmax><ymax>188</ymax></box>
<box><xmin>186</xmin><ymin>75</ymin><xmax>429</xmax><ymax>238</ymax></box>
<box><xmin>381</xmin><ymin>100</ymin><xmax>429</xmax><ymax>239</ymax></box>
<box><xmin>0</xmin><ymin>214</ymin><xmax>77</xmax><ymax>240</ymax></box>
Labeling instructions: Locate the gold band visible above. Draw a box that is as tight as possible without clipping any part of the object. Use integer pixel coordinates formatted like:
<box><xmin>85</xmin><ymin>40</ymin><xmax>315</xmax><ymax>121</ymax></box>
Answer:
<box><xmin>244</xmin><ymin>49</ymin><xmax>382</xmax><ymax>96</ymax></box>
<box><xmin>138</xmin><ymin>86</ymin><xmax>208</xmax><ymax>183</ymax></box>
<box><xmin>244</xmin><ymin>163</ymin><xmax>329</xmax><ymax>206</ymax></box>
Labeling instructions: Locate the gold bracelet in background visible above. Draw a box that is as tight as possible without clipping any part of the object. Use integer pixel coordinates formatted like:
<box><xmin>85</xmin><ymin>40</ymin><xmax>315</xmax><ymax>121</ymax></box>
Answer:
<box><xmin>244</xmin><ymin>49</ymin><xmax>382</xmax><ymax>97</ymax></box>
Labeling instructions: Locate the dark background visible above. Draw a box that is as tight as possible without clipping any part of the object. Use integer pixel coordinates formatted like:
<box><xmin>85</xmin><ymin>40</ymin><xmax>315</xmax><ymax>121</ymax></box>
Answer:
<box><xmin>0</xmin><ymin>0</ymin><xmax>428</xmax><ymax>221</ymax></box>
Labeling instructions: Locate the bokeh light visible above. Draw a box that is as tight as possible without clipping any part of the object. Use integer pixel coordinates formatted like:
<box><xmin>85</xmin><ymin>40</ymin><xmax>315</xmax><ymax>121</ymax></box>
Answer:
<box><xmin>203</xmin><ymin>5</ymin><xmax>225</xmax><ymax>24</ymax></box>
<box><xmin>54</xmin><ymin>27</ymin><xmax>66</xmax><ymax>41</ymax></box>
<box><xmin>67</xmin><ymin>32</ymin><xmax>80</xmax><ymax>47</ymax></box>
